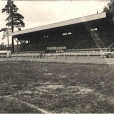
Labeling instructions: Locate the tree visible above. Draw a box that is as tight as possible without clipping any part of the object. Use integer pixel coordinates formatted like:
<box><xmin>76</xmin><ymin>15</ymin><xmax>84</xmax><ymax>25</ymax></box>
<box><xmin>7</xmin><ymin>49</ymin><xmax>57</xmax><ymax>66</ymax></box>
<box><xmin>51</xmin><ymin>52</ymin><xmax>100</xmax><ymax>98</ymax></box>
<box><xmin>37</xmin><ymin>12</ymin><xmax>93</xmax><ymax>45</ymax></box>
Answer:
<box><xmin>103</xmin><ymin>0</ymin><xmax>114</xmax><ymax>14</ymax></box>
<box><xmin>1</xmin><ymin>0</ymin><xmax>25</xmax><ymax>31</ymax></box>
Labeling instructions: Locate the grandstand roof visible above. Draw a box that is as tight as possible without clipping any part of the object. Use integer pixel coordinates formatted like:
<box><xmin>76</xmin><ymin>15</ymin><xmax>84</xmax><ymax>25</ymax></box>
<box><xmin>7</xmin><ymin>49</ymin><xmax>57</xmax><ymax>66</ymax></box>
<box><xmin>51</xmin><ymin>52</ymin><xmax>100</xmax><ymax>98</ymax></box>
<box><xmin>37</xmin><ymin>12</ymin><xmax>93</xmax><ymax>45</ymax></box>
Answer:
<box><xmin>11</xmin><ymin>12</ymin><xmax>114</xmax><ymax>40</ymax></box>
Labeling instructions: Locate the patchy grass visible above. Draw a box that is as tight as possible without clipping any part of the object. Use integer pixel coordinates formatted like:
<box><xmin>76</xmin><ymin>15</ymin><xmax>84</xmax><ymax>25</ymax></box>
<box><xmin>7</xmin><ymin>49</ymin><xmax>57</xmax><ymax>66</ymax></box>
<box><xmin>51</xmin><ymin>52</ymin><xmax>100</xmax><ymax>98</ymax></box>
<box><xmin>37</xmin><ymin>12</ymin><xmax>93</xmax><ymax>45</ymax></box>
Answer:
<box><xmin>0</xmin><ymin>61</ymin><xmax>114</xmax><ymax>113</ymax></box>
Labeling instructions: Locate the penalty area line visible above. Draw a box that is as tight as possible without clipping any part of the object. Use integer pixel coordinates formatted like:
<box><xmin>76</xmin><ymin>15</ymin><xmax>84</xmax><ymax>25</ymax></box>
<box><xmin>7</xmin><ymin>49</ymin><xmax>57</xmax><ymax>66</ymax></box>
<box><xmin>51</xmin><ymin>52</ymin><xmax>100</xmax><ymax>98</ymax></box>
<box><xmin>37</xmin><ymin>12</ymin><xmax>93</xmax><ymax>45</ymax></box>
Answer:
<box><xmin>0</xmin><ymin>95</ymin><xmax>50</xmax><ymax>114</ymax></box>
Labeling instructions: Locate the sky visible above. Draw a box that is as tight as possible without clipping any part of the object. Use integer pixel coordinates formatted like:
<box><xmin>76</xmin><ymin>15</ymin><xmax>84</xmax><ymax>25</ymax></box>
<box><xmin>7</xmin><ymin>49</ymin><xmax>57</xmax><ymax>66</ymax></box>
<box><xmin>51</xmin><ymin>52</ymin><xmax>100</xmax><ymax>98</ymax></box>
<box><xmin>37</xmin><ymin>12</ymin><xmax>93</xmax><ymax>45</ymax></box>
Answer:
<box><xmin>0</xmin><ymin>0</ymin><xmax>110</xmax><ymax>45</ymax></box>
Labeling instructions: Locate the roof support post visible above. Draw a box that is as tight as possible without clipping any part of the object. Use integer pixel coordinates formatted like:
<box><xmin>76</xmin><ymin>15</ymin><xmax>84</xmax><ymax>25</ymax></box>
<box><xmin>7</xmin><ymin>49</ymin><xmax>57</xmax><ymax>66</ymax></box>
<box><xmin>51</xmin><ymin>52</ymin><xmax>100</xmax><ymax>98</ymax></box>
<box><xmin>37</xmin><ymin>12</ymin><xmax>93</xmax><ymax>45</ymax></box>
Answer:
<box><xmin>20</xmin><ymin>40</ymin><xmax>22</xmax><ymax>51</ymax></box>
<box><xmin>17</xmin><ymin>40</ymin><xmax>19</xmax><ymax>52</ymax></box>
<box><xmin>59</xmin><ymin>36</ymin><xmax>62</xmax><ymax>47</ymax></box>
<box><xmin>46</xmin><ymin>36</ymin><xmax>48</xmax><ymax>47</ymax></box>
<box><xmin>74</xmin><ymin>35</ymin><xmax>76</xmax><ymax>48</ymax></box>
<box><xmin>59</xmin><ymin>36</ymin><xmax>61</xmax><ymax>47</ymax></box>
<box><xmin>89</xmin><ymin>35</ymin><xmax>91</xmax><ymax>48</ymax></box>
<box><xmin>12</xmin><ymin>37</ymin><xmax>14</xmax><ymax>53</ymax></box>
<box><xmin>73</xmin><ymin>35</ymin><xmax>75</xmax><ymax>49</ymax></box>
<box><xmin>14</xmin><ymin>38</ymin><xmax>19</xmax><ymax>52</ymax></box>
<box><xmin>37</xmin><ymin>41</ymin><xmax>39</xmax><ymax>51</ymax></box>
<box><xmin>108</xmin><ymin>24</ymin><xmax>111</xmax><ymax>46</ymax></box>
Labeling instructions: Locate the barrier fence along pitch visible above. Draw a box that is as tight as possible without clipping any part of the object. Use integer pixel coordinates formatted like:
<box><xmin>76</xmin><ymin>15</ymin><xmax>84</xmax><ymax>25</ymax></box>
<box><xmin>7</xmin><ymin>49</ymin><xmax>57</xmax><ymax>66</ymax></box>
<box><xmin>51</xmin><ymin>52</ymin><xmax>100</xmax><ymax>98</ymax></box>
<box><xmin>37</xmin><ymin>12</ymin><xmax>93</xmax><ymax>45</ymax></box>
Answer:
<box><xmin>3</xmin><ymin>51</ymin><xmax>114</xmax><ymax>60</ymax></box>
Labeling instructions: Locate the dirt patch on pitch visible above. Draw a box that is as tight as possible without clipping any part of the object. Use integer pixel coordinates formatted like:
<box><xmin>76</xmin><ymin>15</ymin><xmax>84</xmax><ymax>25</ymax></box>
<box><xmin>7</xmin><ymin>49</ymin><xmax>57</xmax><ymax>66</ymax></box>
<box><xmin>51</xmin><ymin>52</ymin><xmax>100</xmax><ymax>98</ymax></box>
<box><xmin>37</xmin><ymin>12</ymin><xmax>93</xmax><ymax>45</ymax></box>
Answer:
<box><xmin>66</xmin><ymin>86</ymin><xmax>94</xmax><ymax>94</ymax></box>
<box><xmin>43</xmin><ymin>73</ymin><xmax>53</xmax><ymax>76</ymax></box>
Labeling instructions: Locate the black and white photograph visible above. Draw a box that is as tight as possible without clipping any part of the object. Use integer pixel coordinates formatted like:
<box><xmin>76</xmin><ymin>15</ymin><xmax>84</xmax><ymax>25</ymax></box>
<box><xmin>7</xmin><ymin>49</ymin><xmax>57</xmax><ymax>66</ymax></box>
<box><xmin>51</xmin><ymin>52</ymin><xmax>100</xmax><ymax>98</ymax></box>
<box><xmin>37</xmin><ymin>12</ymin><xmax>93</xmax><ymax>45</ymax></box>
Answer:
<box><xmin>0</xmin><ymin>0</ymin><xmax>114</xmax><ymax>113</ymax></box>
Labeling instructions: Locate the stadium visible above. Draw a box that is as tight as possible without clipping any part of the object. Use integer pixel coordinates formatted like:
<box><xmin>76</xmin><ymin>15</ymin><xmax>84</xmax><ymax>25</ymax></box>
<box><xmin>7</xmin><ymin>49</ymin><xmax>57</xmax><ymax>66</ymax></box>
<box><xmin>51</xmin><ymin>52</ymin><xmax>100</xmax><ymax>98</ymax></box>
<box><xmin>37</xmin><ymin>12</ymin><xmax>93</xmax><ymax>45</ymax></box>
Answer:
<box><xmin>10</xmin><ymin>12</ymin><xmax>114</xmax><ymax>54</ymax></box>
<box><xmin>0</xmin><ymin>12</ymin><xmax>114</xmax><ymax>113</ymax></box>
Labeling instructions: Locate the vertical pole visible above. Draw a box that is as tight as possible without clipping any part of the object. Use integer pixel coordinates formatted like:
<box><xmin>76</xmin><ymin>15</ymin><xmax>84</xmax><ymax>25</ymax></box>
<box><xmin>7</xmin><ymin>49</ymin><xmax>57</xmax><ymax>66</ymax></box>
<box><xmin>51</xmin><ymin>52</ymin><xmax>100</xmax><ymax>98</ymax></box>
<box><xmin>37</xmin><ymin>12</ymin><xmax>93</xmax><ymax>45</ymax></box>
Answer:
<box><xmin>12</xmin><ymin>27</ymin><xmax>14</xmax><ymax>53</ymax></box>
<box><xmin>75</xmin><ymin>54</ymin><xmax>77</xmax><ymax>59</ymax></box>
<box><xmin>59</xmin><ymin>36</ymin><xmax>61</xmax><ymax>52</ymax></box>
<box><xmin>88</xmin><ymin>54</ymin><xmax>90</xmax><ymax>59</ymax></box>
<box><xmin>17</xmin><ymin>40</ymin><xmax>18</xmax><ymax>52</ymax></box>
<box><xmin>101</xmin><ymin>54</ymin><xmax>103</xmax><ymax>59</ymax></box>
<box><xmin>47</xmin><ymin>36</ymin><xmax>48</xmax><ymax>47</ymax></box>
<box><xmin>55</xmin><ymin>54</ymin><xmax>57</xmax><ymax>59</ymax></box>
<box><xmin>61</xmin><ymin>36</ymin><xmax>62</xmax><ymax>48</ymax></box>
<box><xmin>64</xmin><ymin>54</ymin><xmax>66</xmax><ymax>59</ymax></box>
<box><xmin>89</xmin><ymin>35</ymin><xmax>91</xmax><ymax>48</ymax></box>
<box><xmin>37</xmin><ymin>40</ymin><xmax>38</xmax><ymax>51</ymax></box>
<box><xmin>109</xmin><ymin>25</ymin><xmax>111</xmax><ymax>46</ymax></box>
<box><xmin>73</xmin><ymin>36</ymin><xmax>75</xmax><ymax>49</ymax></box>
<box><xmin>6</xmin><ymin>29</ymin><xmax>9</xmax><ymax>48</ymax></box>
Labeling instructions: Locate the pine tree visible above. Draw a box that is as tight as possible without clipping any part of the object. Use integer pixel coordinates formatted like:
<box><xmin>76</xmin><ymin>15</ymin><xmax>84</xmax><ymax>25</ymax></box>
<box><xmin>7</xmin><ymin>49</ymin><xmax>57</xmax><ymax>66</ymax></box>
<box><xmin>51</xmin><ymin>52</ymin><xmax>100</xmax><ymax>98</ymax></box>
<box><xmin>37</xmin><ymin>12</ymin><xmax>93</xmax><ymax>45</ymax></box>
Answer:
<box><xmin>1</xmin><ymin>0</ymin><xmax>25</xmax><ymax>32</ymax></box>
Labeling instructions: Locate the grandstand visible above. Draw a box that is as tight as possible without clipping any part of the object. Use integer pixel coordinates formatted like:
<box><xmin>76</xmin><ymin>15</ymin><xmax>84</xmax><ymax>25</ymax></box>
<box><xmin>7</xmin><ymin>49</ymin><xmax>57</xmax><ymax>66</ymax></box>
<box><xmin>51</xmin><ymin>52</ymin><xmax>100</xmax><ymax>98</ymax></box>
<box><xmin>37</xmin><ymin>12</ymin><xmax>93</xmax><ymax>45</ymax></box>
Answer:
<box><xmin>10</xmin><ymin>12</ymin><xmax>114</xmax><ymax>56</ymax></box>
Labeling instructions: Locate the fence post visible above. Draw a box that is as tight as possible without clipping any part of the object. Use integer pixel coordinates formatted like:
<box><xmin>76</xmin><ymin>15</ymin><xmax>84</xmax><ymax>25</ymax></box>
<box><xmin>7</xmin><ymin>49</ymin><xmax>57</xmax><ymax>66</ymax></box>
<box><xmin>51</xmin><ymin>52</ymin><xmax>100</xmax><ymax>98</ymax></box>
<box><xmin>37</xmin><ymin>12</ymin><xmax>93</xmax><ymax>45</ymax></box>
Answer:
<box><xmin>55</xmin><ymin>55</ymin><xmax>57</xmax><ymax>59</ymax></box>
<box><xmin>75</xmin><ymin>54</ymin><xmax>77</xmax><ymax>59</ymax></box>
<box><xmin>101</xmin><ymin>53</ymin><xmax>104</xmax><ymax>59</ymax></box>
<box><xmin>64</xmin><ymin>54</ymin><xmax>66</xmax><ymax>59</ymax></box>
<box><xmin>88</xmin><ymin>54</ymin><xmax>90</xmax><ymax>59</ymax></box>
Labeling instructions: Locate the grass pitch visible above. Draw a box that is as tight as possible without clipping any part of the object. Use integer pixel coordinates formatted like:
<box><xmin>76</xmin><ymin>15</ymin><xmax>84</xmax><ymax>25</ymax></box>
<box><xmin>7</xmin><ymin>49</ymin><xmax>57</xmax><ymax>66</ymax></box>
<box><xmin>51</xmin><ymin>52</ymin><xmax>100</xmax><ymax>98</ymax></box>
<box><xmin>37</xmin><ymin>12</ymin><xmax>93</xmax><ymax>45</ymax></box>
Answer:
<box><xmin>0</xmin><ymin>61</ymin><xmax>114</xmax><ymax>113</ymax></box>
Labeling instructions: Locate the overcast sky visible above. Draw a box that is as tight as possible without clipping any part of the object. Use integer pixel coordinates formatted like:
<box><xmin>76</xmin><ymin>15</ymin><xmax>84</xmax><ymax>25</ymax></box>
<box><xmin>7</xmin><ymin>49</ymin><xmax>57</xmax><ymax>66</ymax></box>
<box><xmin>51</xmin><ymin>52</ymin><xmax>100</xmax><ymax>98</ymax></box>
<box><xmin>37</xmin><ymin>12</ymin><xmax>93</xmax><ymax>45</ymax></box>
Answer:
<box><xmin>0</xmin><ymin>0</ymin><xmax>110</xmax><ymax>44</ymax></box>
